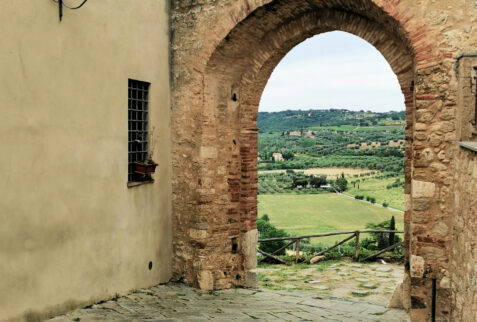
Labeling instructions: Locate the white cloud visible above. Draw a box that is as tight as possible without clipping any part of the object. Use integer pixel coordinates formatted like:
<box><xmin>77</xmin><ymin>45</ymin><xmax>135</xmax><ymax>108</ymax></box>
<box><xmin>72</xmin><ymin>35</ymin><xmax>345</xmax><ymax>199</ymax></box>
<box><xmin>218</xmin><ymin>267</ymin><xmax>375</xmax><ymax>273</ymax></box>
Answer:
<box><xmin>259</xmin><ymin>31</ymin><xmax>405</xmax><ymax>112</ymax></box>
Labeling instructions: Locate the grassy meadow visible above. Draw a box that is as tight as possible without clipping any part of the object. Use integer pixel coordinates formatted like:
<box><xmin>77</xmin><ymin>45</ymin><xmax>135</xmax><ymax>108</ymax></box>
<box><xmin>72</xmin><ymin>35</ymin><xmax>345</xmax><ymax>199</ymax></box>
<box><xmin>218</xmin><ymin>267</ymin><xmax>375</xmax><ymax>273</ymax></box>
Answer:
<box><xmin>346</xmin><ymin>176</ymin><xmax>404</xmax><ymax>211</ymax></box>
<box><xmin>257</xmin><ymin>193</ymin><xmax>403</xmax><ymax>245</ymax></box>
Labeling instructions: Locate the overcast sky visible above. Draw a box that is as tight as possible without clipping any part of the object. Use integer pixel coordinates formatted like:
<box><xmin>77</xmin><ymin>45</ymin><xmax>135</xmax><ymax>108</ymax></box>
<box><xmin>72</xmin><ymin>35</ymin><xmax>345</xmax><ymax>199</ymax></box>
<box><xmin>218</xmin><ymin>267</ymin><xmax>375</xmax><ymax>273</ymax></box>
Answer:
<box><xmin>259</xmin><ymin>31</ymin><xmax>405</xmax><ymax>113</ymax></box>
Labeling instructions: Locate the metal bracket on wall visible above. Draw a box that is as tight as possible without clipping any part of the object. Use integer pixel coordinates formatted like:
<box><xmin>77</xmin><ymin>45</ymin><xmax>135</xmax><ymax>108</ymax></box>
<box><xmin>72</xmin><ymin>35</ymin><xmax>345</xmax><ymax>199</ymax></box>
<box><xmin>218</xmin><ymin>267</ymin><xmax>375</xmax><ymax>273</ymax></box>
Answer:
<box><xmin>57</xmin><ymin>0</ymin><xmax>88</xmax><ymax>22</ymax></box>
<box><xmin>459</xmin><ymin>142</ymin><xmax>477</xmax><ymax>153</ymax></box>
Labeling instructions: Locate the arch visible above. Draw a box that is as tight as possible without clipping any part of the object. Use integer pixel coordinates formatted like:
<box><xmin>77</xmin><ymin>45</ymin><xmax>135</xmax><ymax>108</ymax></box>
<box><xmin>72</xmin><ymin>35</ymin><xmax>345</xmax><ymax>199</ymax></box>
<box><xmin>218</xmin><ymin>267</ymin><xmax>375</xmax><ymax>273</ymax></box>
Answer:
<box><xmin>171</xmin><ymin>0</ymin><xmax>444</xmax><ymax>319</ymax></box>
<box><xmin>197</xmin><ymin>0</ymin><xmax>416</xmax><ymax>288</ymax></box>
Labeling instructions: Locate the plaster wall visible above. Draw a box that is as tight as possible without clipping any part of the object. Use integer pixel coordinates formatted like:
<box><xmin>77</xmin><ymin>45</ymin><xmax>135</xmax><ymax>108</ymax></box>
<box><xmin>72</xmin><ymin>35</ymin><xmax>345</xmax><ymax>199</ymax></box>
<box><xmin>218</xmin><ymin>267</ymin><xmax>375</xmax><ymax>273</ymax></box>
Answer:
<box><xmin>0</xmin><ymin>1</ymin><xmax>172</xmax><ymax>321</ymax></box>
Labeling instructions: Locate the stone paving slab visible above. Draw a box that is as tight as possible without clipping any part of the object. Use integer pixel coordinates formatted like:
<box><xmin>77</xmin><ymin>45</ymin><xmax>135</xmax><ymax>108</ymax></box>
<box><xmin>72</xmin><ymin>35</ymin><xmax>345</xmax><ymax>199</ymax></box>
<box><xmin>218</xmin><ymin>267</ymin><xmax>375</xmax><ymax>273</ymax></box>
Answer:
<box><xmin>48</xmin><ymin>283</ymin><xmax>409</xmax><ymax>321</ymax></box>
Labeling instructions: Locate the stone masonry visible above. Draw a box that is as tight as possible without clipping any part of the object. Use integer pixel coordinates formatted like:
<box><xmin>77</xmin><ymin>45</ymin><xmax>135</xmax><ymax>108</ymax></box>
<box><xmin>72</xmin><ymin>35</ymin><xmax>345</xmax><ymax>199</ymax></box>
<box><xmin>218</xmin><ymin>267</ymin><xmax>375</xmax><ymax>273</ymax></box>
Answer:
<box><xmin>170</xmin><ymin>1</ymin><xmax>477</xmax><ymax>321</ymax></box>
<box><xmin>48</xmin><ymin>283</ymin><xmax>410</xmax><ymax>321</ymax></box>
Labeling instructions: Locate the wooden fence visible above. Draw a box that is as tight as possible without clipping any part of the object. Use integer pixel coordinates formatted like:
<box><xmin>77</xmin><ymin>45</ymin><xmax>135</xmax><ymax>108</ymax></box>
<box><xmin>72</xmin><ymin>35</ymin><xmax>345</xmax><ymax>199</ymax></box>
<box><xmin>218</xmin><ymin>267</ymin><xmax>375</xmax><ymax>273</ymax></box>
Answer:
<box><xmin>257</xmin><ymin>230</ymin><xmax>404</xmax><ymax>264</ymax></box>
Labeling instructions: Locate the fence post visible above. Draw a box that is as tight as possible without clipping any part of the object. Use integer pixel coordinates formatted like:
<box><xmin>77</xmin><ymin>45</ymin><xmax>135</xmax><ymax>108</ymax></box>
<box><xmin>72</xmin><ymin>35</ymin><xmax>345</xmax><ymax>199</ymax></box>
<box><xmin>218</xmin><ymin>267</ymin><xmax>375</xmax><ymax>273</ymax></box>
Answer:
<box><xmin>355</xmin><ymin>231</ymin><xmax>360</xmax><ymax>260</ymax></box>
<box><xmin>295</xmin><ymin>239</ymin><xmax>300</xmax><ymax>264</ymax></box>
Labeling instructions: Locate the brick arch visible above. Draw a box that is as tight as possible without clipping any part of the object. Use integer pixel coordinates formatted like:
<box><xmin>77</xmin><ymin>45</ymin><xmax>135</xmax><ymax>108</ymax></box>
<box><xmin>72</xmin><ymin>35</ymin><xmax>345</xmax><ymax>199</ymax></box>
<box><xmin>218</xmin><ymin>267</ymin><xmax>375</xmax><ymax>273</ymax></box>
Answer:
<box><xmin>172</xmin><ymin>0</ymin><xmax>448</xmax><ymax>319</ymax></box>
<box><xmin>200</xmin><ymin>0</ymin><xmax>418</xmax><ymax>288</ymax></box>
<box><xmin>231</xmin><ymin>8</ymin><xmax>416</xmax><ymax>284</ymax></box>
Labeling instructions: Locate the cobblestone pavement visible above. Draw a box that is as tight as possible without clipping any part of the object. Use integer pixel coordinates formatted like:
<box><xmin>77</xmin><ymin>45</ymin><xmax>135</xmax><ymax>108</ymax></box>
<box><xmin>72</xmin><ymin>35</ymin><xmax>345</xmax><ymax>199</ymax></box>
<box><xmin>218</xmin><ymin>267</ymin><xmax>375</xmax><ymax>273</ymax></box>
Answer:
<box><xmin>48</xmin><ymin>283</ymin><xmax>409</xmax><ymax>321</ymax></box>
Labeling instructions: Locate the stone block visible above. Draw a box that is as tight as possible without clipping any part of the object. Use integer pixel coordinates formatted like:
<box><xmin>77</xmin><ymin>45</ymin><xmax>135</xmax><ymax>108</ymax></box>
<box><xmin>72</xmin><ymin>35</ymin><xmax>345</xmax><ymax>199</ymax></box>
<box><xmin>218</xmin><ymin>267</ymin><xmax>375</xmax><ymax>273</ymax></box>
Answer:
<box><xmin>412</xmin><ymin>180</ymin><xmax>436</xmax><ymax>198</ymax></box>
<box><xmin>415</xmin><ymin>123</ymin><xmax>427</xmax><ymax>131</ymax></box>
<box><xmin>432</xmin><ymin>222</ymin><xmax>449</xmax><ymax>237</ymax></box>
<box><xmin>189</xmin><ymin>229</ymin><xmax>207</xmax><ymax>239</ymax></box>
<box><xmin>421</xmin><ymin>246</ymin><xmax>444</xmax><ymax>258</ymax></box>
<box><xmin>240</xmin><ymin>229</ymin><xmax>258</xmax><ymax>271</ymax></box>
<box><xmin>410</xmin><ymin>255</ymin><xmax>425</xmax><ymax>278</ymax></box>
<box><xmin>440</xmin><ymin>276</ymin><xmax>451</xmax><ymax>289</ymax></box>
<box><xmin>310</xmin><ymin>255</ymin><xmax>325</xmax><ymax>264</ymax></box>
<box><xmin>416</xmin><ymin>109</ymin><xmax>436</xmax><ymax>122</ymax></box>
<box><xmin>404</xmin><ymin>194</ymin><xmax>411</xmax><ymax>212</ymax></box>
<box><xmin>388</xmin><ymin>283</ymin><xmax>404</xmax><ymax>309</ymax></box>
<box><xmin>413</xmin><ymin>199</ymin><xmax>431</xmax><ymax>211</ymax></box>
<box><xmin>198</xmin><ymin>270</ymin><xmax>214</xmax><ymax>291</ymax></box>
<box><xmin>200</xmin><ymin>146</ymin><xmax>218</xmax><ymax>159</ymax></box>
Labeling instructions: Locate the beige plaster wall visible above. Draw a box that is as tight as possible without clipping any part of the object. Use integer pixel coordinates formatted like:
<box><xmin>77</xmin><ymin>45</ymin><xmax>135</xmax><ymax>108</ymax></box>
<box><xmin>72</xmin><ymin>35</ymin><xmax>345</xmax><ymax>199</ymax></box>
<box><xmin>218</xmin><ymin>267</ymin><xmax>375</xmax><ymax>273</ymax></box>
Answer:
<box><xmin>0</xmin><ymin>1</ymin><xmax>172</xmax><ymax>321</ymax></box>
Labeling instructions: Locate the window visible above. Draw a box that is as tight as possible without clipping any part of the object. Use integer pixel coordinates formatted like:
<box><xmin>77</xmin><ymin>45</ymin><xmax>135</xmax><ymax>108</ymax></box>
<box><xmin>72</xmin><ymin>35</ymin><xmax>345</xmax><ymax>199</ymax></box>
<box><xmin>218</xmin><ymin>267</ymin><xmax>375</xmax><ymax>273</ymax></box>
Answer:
<box><xmin>128</xmin><ymin>79</ymin><xmax>150</xmax><ymax>183</ymax></box>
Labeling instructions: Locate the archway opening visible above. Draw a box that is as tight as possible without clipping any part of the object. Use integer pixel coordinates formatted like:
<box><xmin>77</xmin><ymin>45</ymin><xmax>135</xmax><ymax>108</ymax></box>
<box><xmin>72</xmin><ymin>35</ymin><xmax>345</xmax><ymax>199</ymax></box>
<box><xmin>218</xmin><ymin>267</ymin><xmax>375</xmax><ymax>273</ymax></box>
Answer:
<box><xmin>175</xmin><ymin>2</ymin><xmax>417</xmax><ymax>310</ymax></box>
<box><xmin>255</xmin><ymin>31</ymin><xmax>407</xmax><ymax>304</ymax></box>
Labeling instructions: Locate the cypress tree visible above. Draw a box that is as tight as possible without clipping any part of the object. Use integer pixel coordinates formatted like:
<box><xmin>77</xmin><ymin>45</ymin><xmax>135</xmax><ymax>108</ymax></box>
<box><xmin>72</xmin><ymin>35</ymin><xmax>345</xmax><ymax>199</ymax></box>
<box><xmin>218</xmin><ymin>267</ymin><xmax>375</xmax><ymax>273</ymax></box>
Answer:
<box><xmin>389</xmin><ymin>216</ymin><xmax>396</xmax><ymax>246</ymax></box>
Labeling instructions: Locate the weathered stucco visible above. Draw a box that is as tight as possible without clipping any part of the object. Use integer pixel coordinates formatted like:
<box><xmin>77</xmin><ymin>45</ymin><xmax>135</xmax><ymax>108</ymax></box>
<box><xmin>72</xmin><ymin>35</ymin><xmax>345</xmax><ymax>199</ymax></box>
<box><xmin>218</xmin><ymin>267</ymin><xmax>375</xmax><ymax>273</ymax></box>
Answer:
<box><xmin>171</xmin><ymin>0</ymin><xmax>477</xmax><ymax>321</ymax></box>
<box><xmin>0</xmin><ymin>1</ymin><xmax>172</xmax><ymax>321</ymax></box>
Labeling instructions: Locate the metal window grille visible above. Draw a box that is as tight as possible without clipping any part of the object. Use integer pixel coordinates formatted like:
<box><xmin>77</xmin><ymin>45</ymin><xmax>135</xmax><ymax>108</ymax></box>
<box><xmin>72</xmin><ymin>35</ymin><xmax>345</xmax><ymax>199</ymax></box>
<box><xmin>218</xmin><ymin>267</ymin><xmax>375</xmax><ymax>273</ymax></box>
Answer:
<box><xmin>128</xmin><ymin>79</ymin><xmax>150</xmax><ymax>182</ymax></box>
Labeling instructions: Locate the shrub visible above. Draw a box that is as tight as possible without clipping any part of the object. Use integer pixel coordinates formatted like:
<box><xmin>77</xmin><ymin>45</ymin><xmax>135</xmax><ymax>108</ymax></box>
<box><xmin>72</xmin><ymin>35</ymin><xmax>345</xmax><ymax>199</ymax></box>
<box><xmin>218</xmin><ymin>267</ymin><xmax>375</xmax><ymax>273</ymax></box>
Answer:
<box><xmin>365</xmin><ymin>218</ymin><xmax>402</xmax><ymax>250</ymax></box>
<box><xmin>257</xmin><ymin>219</ymin><xmax>289</xmax><ymax>255</ymax></box>
<box><xmin>310</xmin><ymin>175</ymin><xmax>327</xmax><ymax>188</ymax></box>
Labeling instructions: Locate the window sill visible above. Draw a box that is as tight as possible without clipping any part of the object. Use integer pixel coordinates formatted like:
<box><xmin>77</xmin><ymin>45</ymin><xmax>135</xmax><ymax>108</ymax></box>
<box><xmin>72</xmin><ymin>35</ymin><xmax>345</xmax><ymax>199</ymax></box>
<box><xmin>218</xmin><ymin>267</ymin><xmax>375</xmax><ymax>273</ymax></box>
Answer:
<box><xmin>127</xmin><ymin>180</ymin><xmax>154</xmax><ymax>188</ymax></box>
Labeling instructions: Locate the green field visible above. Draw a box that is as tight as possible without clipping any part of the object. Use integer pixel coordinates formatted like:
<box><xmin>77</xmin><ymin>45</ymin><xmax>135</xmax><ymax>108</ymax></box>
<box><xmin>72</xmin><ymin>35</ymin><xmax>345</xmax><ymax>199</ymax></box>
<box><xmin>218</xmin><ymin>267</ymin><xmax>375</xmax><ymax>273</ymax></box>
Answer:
<box><xmin>258</xmin><ymin>193</ymin><xmax>403</xmax><ymax>245</ymax></box>
<box><xmin>347</xmin><ymin>176</ymin><xmax>404</xmax><ymax>211</ymax></box>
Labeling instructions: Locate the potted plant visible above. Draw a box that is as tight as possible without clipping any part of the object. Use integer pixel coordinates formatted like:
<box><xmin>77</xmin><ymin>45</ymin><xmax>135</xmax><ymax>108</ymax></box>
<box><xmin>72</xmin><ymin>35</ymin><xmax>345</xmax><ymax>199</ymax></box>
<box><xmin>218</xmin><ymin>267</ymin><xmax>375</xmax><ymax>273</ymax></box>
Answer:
<box><xmin>133</xmin><ymin>126</ymin><xmax>158</xmax><ymax>175</ymax></box>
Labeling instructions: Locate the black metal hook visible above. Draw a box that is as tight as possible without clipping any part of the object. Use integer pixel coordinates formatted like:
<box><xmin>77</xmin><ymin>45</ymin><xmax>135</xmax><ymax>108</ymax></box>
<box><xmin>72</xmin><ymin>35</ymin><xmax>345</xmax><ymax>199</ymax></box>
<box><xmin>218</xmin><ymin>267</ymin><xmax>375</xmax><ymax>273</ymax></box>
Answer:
<box><xmin>59</xmin><ymin>0</ymin><xmax>63</xmax><ymax>21</ymax></box>
<box><xmin>57</xmin><ymin>0</ymin><xmax>88</xmax><ymax>21</ymax></box>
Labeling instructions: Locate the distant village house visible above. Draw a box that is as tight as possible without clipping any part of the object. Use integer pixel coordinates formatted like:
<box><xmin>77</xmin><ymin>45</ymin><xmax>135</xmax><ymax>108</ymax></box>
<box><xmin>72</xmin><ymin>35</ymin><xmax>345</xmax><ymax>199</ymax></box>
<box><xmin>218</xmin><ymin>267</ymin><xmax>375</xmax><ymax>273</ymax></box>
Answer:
<box><xmin>272</xmin><ymin>153</ymin><xmax>284</xmax><ymax>162</ymax></box>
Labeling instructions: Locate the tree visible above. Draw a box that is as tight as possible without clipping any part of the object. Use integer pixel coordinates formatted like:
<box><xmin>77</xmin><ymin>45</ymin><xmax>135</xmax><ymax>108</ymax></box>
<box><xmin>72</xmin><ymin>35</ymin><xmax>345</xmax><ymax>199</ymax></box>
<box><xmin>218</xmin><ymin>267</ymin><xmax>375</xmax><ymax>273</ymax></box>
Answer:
<box><xmin>334</xmin><ymin>177</ymin><xmax>348</xmax><ymax>192</ymax></box>
<box><xmin>257</xmin><ymin>217</ymin><xmax>288</xmax><ymax>255</ymax></box>
<box><xmin>281</xmin><ymin>150</ymin><xmax>294</xmax><ymax>160</ymax></box>
<box><xmin>292</xmin><ymin>176</ymin><xmax>309</xmax><ymax>188</ymax></box>
<box><xmin>366</xmin><ymin>219</ymin><xmax>401</xmax><ymax>249</ymax></box>
<box><xmin>389</xmin><ymin>216</ymin><xmax>396</xmax><ymax>246</ymax></box>
<box><xmin>310</xmin><ymin>175</ymin><xmax>327</xmax><ymax>188</ymax></box>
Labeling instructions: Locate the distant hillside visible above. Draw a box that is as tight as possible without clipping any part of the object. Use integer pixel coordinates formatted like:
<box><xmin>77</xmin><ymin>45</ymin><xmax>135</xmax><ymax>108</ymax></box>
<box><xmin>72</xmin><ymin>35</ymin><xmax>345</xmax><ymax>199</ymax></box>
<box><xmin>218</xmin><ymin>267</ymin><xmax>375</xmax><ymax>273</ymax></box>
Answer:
<box><xmin>257</xmin><ymin>109</ymin><xmax>405</xmax><ymax>133</ymax></box>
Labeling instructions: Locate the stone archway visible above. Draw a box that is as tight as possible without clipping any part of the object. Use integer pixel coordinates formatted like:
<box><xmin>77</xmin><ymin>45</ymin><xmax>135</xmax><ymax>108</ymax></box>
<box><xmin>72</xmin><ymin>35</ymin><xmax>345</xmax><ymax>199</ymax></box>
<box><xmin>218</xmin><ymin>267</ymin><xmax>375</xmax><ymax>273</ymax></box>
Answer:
<box><xmin>171</xmin><ymin>1</ymin><xmax>456</xmax><ymax>320</ymax></box>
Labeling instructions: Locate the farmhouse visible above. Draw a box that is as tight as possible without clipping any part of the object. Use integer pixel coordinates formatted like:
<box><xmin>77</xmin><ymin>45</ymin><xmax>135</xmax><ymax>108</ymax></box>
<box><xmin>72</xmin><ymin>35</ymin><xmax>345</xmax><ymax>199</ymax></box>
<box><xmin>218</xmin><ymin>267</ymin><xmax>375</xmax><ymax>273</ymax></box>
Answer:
<box><xmin>272</xmin><ymin>153</ymin><xmax>285</xmax><ymax>162</ymax></box>
<box><xmin>1</xmin><ymin>1</ymin><xmax>476</xmax><ymax>321</ymax></box>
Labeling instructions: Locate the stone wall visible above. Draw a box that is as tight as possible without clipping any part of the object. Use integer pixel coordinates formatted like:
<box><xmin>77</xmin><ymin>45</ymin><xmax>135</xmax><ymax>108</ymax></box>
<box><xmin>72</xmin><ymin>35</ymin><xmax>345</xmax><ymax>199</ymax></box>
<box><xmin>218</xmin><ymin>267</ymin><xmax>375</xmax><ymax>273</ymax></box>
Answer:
<box><xmin>449</xmin><ymin>57</ymin><xmax>477</xmax><ymax>321</ymax></box>
<box><xmin>170</xmin><ymin>0</ymin><xmax>477</xmax><ymax>320</ymax></box>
